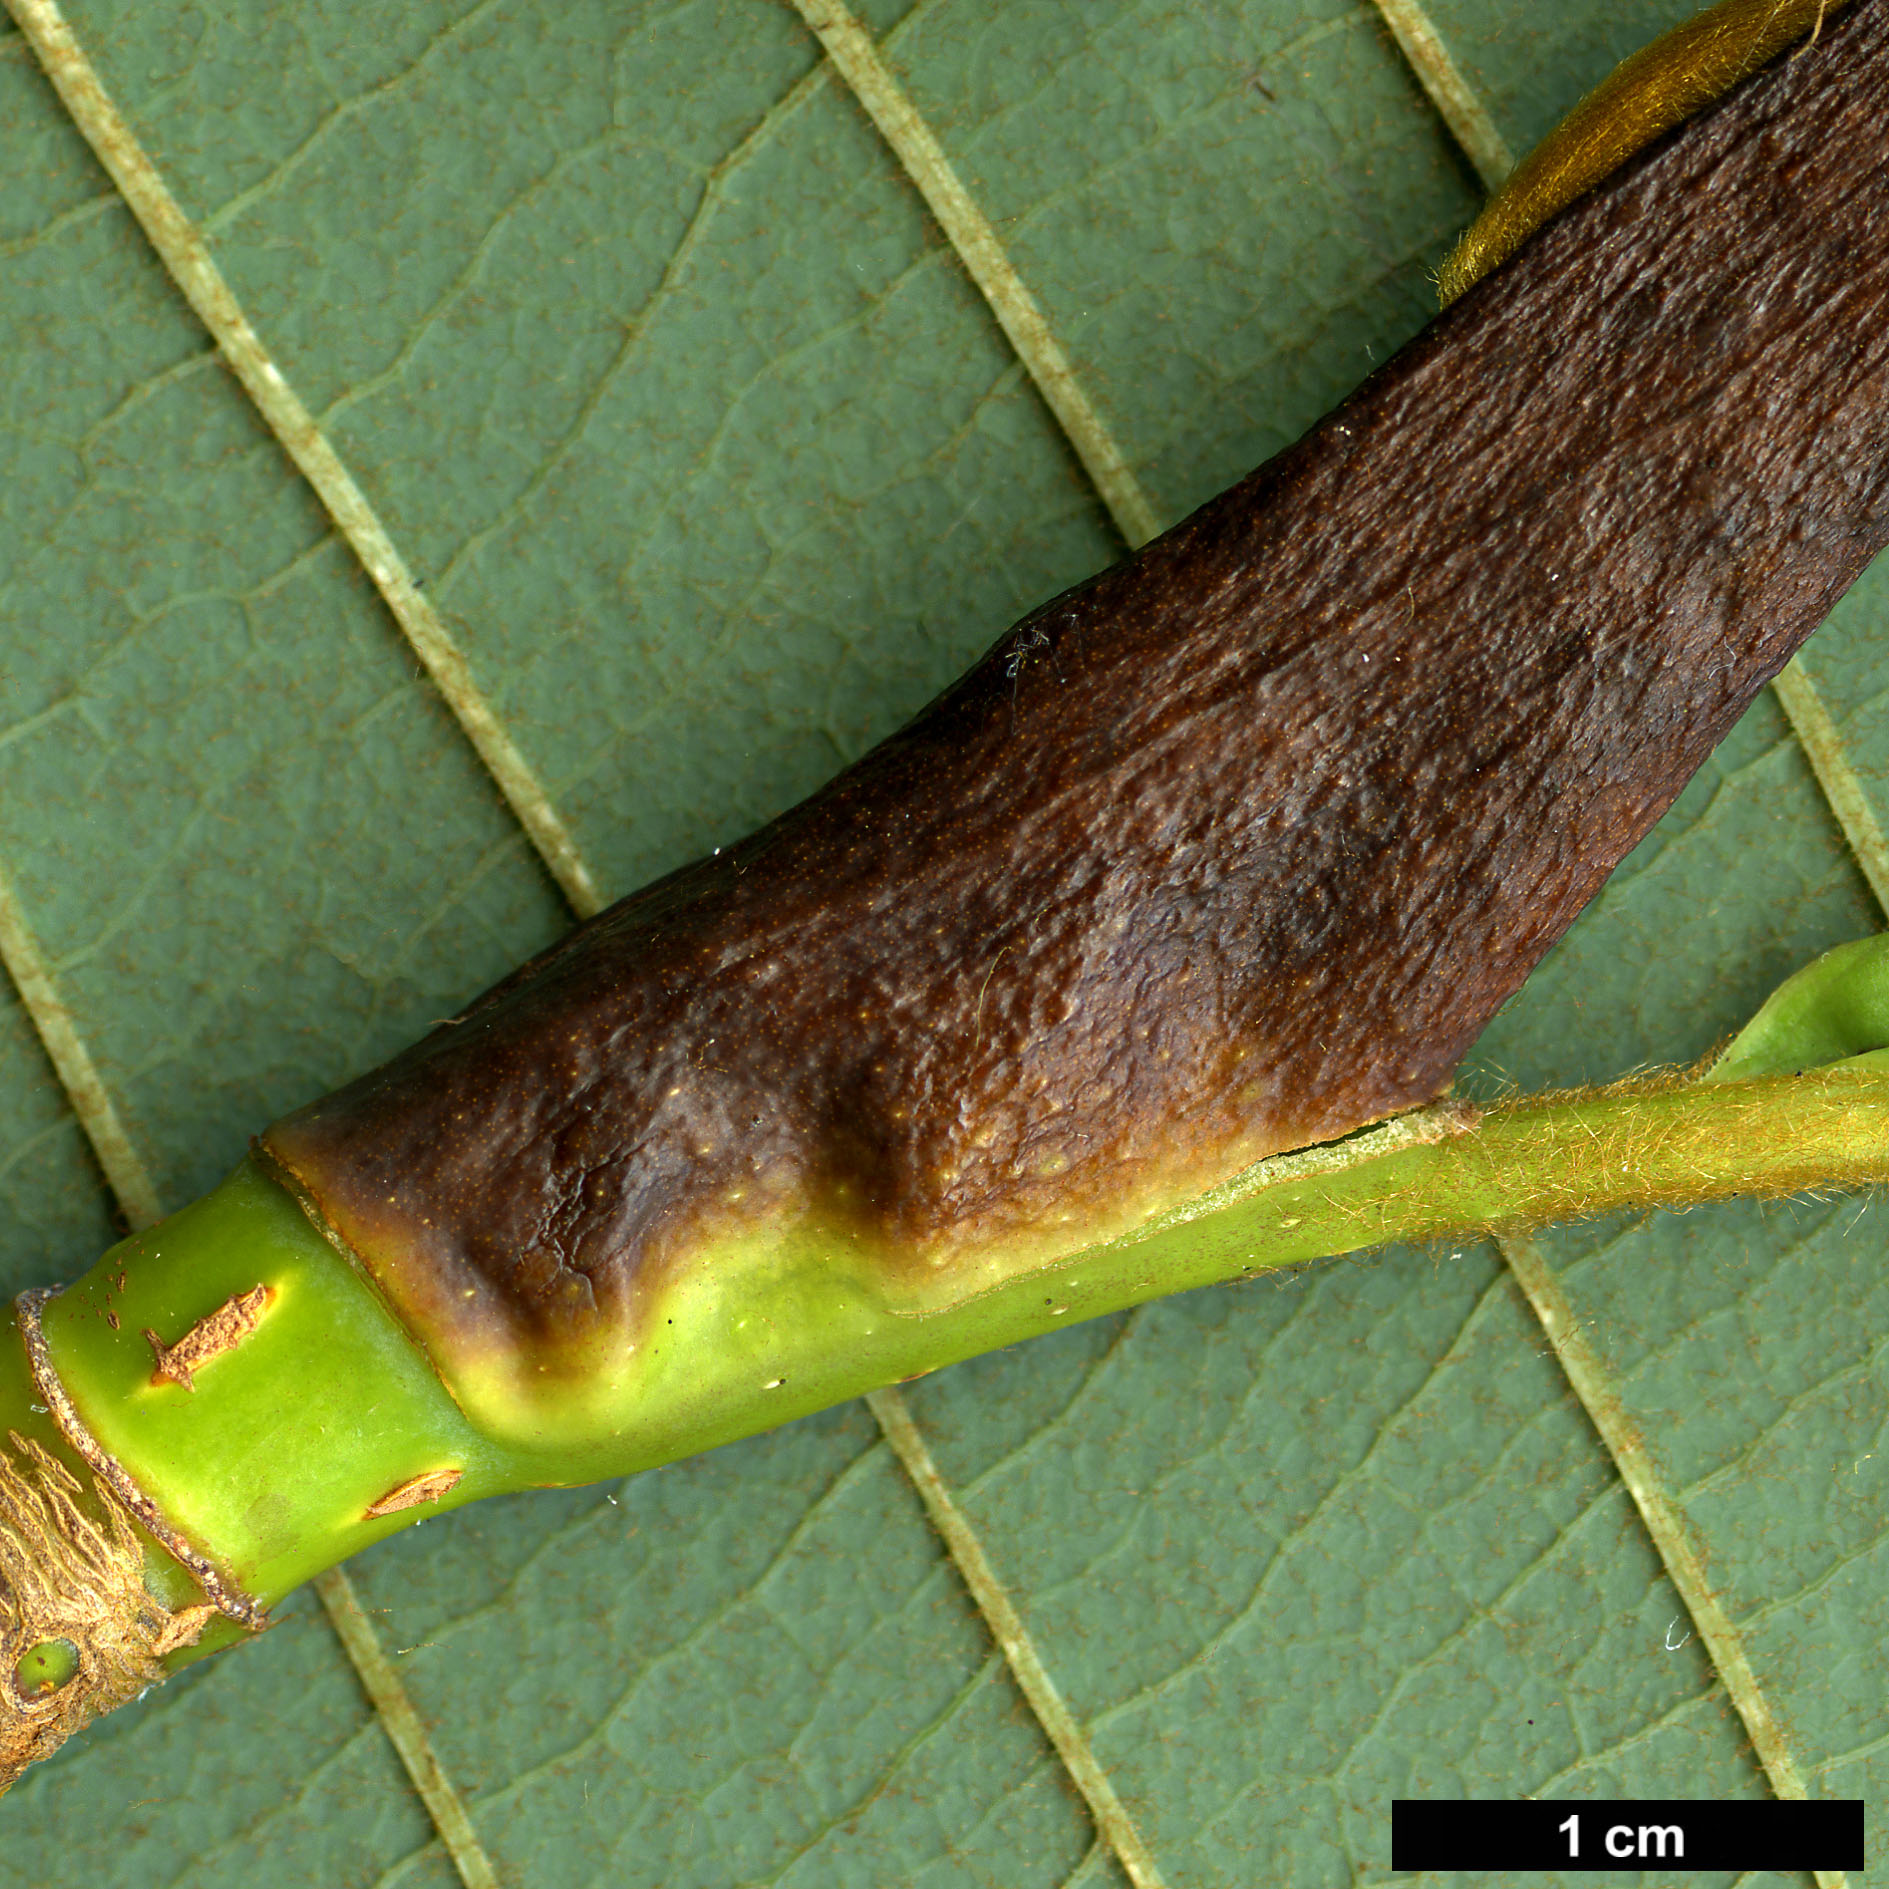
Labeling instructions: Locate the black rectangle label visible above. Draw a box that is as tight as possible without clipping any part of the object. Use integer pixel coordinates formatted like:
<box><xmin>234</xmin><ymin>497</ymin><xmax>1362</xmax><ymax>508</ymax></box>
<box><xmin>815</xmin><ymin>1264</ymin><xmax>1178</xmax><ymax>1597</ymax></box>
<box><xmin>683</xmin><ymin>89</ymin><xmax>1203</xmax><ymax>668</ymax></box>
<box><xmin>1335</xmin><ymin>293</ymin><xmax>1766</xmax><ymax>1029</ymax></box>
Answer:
<box><xmin>1391</xmin><ymin>1798</ymin><xmax>1864</xmax><ymax>1871</ymax></box>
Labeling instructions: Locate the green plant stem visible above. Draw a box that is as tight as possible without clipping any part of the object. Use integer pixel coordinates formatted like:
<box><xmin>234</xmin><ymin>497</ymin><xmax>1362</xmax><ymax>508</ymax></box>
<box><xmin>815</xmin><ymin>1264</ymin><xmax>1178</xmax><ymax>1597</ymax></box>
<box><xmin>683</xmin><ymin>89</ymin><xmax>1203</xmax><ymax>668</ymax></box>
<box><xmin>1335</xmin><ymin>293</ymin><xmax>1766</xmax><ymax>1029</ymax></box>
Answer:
<box><xmin>1008</xmin><ymin>1066</ymin><xmax>1889</xmax><ymax>1331</ymax></box>
<box><xmin>12</xmin><ymin>1063</ymin><xmax>1889</xmax><ymax>1660</ymax></box>
<box><xmin>31</xmin><ymin>1161</ymin><xmax>543</xmax><ymax>1635</ymax></box>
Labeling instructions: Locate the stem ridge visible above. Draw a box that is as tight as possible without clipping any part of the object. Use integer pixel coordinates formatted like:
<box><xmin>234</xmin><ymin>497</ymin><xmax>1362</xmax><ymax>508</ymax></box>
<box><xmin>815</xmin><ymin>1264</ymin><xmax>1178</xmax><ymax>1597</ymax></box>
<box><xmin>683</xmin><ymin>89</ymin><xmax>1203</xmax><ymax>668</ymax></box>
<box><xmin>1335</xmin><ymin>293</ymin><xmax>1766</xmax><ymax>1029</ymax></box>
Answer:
<box><xmin>15</xmin><ymin>1289</ymin><xmax>267</xmax><ymax>1633</ymax></box>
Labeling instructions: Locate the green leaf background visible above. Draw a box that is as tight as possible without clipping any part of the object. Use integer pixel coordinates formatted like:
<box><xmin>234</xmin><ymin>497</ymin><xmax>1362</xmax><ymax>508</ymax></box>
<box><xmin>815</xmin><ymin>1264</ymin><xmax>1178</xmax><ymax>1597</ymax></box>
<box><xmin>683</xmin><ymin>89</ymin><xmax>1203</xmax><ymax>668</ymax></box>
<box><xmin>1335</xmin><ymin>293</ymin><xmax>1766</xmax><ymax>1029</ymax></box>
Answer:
<box><xmin>2</xmin><ymin>0</ymin><xmax>1885</xmax><ymax>1882</ymax></box>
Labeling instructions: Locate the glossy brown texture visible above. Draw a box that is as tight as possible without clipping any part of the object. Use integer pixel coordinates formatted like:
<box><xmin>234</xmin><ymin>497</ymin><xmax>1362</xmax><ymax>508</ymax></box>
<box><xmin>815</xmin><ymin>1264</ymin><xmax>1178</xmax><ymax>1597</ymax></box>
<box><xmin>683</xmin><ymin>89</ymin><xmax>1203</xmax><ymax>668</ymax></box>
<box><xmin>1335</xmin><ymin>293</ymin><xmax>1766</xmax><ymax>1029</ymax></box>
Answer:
<box><xmin>268</xmin><ymin>2</ymin><xmax>1889</xmax><ymax>1374</ymax></box>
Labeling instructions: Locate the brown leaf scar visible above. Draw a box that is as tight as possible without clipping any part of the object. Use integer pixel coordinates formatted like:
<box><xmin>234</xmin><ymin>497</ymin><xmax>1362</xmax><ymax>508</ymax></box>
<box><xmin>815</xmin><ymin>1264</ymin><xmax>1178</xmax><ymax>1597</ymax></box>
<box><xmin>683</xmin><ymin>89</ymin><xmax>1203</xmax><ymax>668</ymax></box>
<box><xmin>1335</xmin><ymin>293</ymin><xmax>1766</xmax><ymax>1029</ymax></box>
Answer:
<box><xmin>144</xmin><ymin>1285</ymin><xmax>272</xmax><ymax>1391</ymax></box>
<box><xmin>363</xmin><ymin>1468</ymin><xmax>465</xmax><ymax>1519</ymax></box>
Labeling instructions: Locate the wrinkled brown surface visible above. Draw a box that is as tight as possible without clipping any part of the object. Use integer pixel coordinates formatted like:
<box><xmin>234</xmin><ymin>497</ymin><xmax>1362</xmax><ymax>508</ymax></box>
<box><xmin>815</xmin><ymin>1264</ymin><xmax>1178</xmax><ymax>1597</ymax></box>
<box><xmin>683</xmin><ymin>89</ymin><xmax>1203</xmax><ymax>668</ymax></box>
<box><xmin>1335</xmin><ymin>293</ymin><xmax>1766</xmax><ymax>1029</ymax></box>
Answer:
<box><xmin>268</xmin><ymin>2</ymin><xmax>1889</xmax><ymax>1370</ymax></box>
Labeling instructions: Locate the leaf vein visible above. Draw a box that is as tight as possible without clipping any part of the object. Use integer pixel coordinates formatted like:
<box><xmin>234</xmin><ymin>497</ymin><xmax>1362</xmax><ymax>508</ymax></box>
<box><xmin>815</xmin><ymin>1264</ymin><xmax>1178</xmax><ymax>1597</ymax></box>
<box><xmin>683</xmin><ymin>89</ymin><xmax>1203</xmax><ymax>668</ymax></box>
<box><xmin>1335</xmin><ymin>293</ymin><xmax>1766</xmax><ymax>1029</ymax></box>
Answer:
<box><xmin>869</xmin><ymin>1385</ymin><xmax>1170</xmax><ymax>1889</ymax></box>
<box><xmin>1499</xmin><ymin>1230</ymin><xmax>1836</xmax><ymax>1868</ymax></box>
<box><xmin>787</xmin><ymin>0</ymin><xmax>1160</xmax><ymax>548</ymax></box>
<box><xmin>1370</xmin><ymin>0</ymin><xmax>1514</xmax><ymax>189</ymax></box>
<box><xmin>5</xmin><ymin>0</ymin><xmax>600</xmax><ymax>917</ymax></box>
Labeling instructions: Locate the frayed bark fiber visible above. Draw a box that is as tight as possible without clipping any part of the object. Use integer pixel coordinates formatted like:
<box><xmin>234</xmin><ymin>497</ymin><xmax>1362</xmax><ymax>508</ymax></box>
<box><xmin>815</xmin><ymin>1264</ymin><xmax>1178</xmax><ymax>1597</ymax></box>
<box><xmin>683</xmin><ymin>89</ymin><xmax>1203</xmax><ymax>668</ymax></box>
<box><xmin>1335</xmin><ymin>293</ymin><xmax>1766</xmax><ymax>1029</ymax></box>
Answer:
<box><xmin>0</xmin><ymin>1433</ymin><xmax>211</xmax><ymax>1789</ymax></box>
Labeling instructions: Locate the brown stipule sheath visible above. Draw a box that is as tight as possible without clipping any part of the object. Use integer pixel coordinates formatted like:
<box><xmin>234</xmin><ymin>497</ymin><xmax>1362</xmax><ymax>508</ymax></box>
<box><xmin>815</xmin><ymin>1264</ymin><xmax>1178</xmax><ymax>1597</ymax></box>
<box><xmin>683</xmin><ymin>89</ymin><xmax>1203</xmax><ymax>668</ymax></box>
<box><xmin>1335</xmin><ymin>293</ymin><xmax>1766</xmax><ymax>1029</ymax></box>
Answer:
<box><xmin>256</xmin><ymin>1</ymin><xmax>1889</xmax><ymax>1444</ymax></box>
